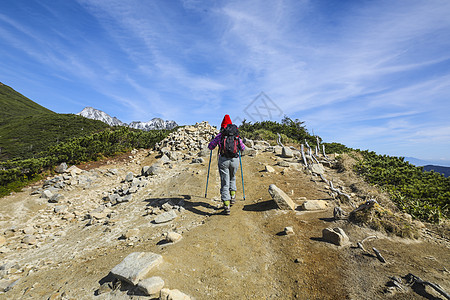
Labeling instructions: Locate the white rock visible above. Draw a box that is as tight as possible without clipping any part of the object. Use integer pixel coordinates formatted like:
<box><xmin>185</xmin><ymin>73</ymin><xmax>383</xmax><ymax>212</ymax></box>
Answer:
<box><xmin>166</xmin><ymin>232</ymin><xmax>182</xmax><ymax>243</ymax></box>
<box><xmin>111</xmin><ymin>252</ymin><xmax>163</xmax><ymax>285</ymax></box>
<box><xmin>301</xmin><ymin>200</ymin><xmax>328</xmax><ymax>211</ymax></box>
<box><xmin>137</xmin><ymin>276</ymin><xmax>165</xmax><ymax>296</ymax></box>
<box><xmin>268</xmin><ymin>184</ymin><xmax>296</xmax><ymax>210</ymax></box>
<box><xmin>265</xmin><ymin>165</ymin><xmax>275</xmax><ymax>173</ymax></box>
<box><xmin>322</xmin><ymin>227</ymin><xmax>350</xmax><ymax>246</ymax></box>
<box><xmin>160</xmin><ymin>288</ymin><xmax>191</xmax><ymax>300</ymax></box>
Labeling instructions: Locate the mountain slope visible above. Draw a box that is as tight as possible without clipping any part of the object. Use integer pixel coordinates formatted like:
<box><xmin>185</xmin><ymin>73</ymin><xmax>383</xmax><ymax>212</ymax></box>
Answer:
<box><xmin>0</xmin><ymin>82</ymin><xmax>54</xmax><ymax>122</ymax></box>
<box><xmin>0</xmin><ymin>84</ymin><xmax>110</xmax><ymax>161</ymax></box>
<box><xmin>423</xmin><ymin>165</ymin><xmax>450</xmax><ymax>177</ymax></box>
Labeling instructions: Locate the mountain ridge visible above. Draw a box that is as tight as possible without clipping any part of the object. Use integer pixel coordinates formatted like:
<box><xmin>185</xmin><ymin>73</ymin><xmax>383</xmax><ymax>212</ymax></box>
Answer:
<box><xmin>77</xmin><ymin>107</ymin><xmax>178</xmax><ymax>130</ymax></box>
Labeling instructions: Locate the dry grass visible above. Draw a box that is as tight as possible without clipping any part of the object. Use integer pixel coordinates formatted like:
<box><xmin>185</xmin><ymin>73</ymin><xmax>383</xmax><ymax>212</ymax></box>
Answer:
<box><xmin>349</xmin><ymin>203</ymin><xmax>420</xmax><ymax>239</ymax></box>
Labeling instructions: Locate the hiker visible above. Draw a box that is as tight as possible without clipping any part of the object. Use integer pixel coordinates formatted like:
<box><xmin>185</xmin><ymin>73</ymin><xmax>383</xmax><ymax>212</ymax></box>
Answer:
<box><xmin>208</xmin><ymin>114</ymin><xmax>245</xmax><ymax>215</ymax></box>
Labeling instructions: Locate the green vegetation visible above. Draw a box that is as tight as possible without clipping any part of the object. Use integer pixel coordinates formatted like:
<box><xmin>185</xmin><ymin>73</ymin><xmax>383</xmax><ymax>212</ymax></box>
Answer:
<box><xmin>355</xmin><ymin>151</ymin><xmax>450</xmax><ymax>223</ymax></box>
<box><xmin>239</xmin><ymin>117</ymin><xmax>449</xmax><ymax>224</ymax></box>
<box><xmin>0</xmin><ymin>83</ymin><xmax>110</xmax><ymax>161</ymax></box>
<box><xmin>0</xmin><ymin>127</ymin><xmax>170</xmax><ymax>197</ymax></box>
<box><xmin>0</xmin><ymin>114</ymin><xmax>110</xmax><ymax>160</ymax></box>
<box><xmin>239</xmin><ymin>116</ymin><xmax>317</xmax><ymax>145</ymax></box>
<box><xmin>0</xmin><ymin>82</ymin><xmax>53</xmax><ymax>120</ymax></box>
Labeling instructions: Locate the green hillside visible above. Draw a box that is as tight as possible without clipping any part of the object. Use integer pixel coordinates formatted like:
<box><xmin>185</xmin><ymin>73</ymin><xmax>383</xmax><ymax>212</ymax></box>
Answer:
<box><xmin>0</xmin><ymin>82</ymin><xmax>54</xmax><ymax>121</ymax></box>
<box><xmin>0</xmin><ymin>82</ymin><xmax>110</xmax><ymax>160</ymax></box>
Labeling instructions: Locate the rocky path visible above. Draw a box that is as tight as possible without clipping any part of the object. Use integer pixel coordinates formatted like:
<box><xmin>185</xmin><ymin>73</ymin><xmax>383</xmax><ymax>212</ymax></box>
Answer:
<box><xmin>0</xmin><ymin>122</ymin><xmax>449</xmax><ymax>299</ymax></box>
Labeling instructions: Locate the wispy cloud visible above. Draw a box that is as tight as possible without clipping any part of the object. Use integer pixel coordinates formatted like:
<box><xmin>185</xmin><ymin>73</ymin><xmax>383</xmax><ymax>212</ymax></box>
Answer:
<box><xmin>1</xmin><ymin>0</ymin><xmax>449</xmax><ymax>160</ymax></box>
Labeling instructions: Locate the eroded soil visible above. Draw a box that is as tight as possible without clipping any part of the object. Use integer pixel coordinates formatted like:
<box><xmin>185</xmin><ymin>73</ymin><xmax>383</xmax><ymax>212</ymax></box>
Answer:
<box><xmin>0</xmin><ymin>150</ymin><xmax>449</xmax><ymax>300</ymax></box>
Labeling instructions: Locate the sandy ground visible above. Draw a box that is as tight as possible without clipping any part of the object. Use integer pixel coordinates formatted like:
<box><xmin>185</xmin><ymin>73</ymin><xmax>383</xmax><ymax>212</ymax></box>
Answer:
<box><xmin>0</xmin><ymin>149</ymin><xmax>449</xmax><ymax>300</ymax></box>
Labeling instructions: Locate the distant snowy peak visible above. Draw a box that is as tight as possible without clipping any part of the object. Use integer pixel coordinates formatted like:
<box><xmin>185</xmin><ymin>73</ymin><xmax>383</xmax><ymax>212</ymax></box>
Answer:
<box><xmin>76</xmin><ymin>107</ymin><xmax>178</xmax><ymax>130</ymax></box>
<box><xmin>76</xmin><ymin>107</ymin><xmax>125</xmax><ymax>127</ymax></box>
<box><xmin>129</xmin><ymin>118</ymin><xmax>178</xmax><ymax>131</ymax></box>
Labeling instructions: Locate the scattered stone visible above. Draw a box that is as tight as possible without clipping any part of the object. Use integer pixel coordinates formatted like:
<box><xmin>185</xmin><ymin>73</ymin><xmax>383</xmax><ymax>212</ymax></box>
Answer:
<box><xmin>311</xmin><ymin>163</ymin><xmax>325</xmax><ymax>175</ymax></box>
<box><xmin>268</xmin><ymin>184</ymin><xmax>296</xmax><ymax>210</ymax></box>
<box><xmin>22</xmin><ymin>235</ymin><xmax>37</xmax><ymax>245</ymax></box>
<box><xmin>160</xmin><ymin>288</ymin><xmax>191</xmax><ymax>300</ymax></box>
<box><xmin>40</xmin><ymin>190</ymin><xmax>53</xmax><ymax>199</ymax></box>
<box><xmin>265</xmin><ymin>165</ymin><xmax>275</xmax><ymax>173</ymax></box>
<box><xmin>198</xmin><ymin>148</ymin><xmax>210</xmax><ymax>157</ymax></box>
<box><xmin>125</xmin><ymin>172</ymin><xmax>134</xmax><ymax>182</ymax></box>
<box><xmin>191</xmin><ymin>158</ymin><xmax>204</xmax><ymax>164</ymax></box>
<box><xmin>281</xmin><ymin>147</ymin><xmax>293</xmax><ymax>158</ymax></box>
<box><xmin>124</xmin><ymin>229</ymin><xmax>140</xmax><ymax>240</ymax></box>
<box><xmin>137</xmin><ymin>276</ymin><xmax>165</xmax><ymax>296</ymax></box>
<box><xmin>148</xmin><ymin>164</ymin><xmax>162</xmax><ymax>176</ymax></box>
<box><xmin>49</xmin><ymin>193</ymin><xmax>64</xmax><ymax>203</ymax></box>
<box><xmin>277</xmin><ymin>160</ymin><xmax>291</xmax><ymax>168</ymax></box>
<box><xmin>284</xmin><ymin>227</ymin><xmax>295</xmax><ymax>235</ymax></box>
<box><xmin>67</xmin><ymin>165</ymin><xmax>83</xmax><ymax>176</ymax></box>
<box><xmin>159</xmin><ymin>154</ymin><xmax>171</xmax><ymax>164</ymax></box>
<box><xmin>154</xmin><ymin>210</ymin><xmax>178</xmax><ymax>224</ymax></box>
<box><xmin>333</xmin><ymin>207</ymin><xmax>346</xmax><ymax>220</ymax></box>
<box><xmin>22</xmin><ymin>226</ymin><xmax>35</xmax><ymax>235</ymax></box>
<box><xmin>322</xmin><ymin>227</ymin><xmax>350</xmax><ymax>246</ymax></box>
<box><xmin>301</xmin><ymin>200</ymin><xmax>328</xmax><ymax>211</ymax></box>
<box><xmin>165</xmin><ymin>232</ymin><xmax>182</xmax><ymax>243</ymax></box>
<box><xmin>0</xmin><ymin>279</ymin><xmax>17</xmax><ymax>293</ymax></box>
<box><xmin>111</xmin><ymin>252</ymin><xmax>163</xmax><ymax>285</ymax></box>
<box><xmin>55</xmin><ymin>162</ymin><xmax>68</xmax><ymax>173</ymax></box>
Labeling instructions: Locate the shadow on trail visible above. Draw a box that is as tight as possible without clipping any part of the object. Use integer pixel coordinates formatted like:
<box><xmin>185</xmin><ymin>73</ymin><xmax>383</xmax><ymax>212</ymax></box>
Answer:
<box><xmin>243</xmin><ymin>200</ymin><xmax>278</xmax><ymax>212</ymax></box>
<box><xmin>143</xmin><ymin>195</ymin><xmax>220</xmax><ymax>217</ymax></box>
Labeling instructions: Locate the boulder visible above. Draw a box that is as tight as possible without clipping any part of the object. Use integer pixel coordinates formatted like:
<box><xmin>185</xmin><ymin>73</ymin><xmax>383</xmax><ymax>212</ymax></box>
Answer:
<box><xmin>273</xmin><ymin>146</ymin><xmax>283</xmax><ymax>155</ymax></box>
<box><xmin>137</xmin><ymin>276</ymin><xmax>165</xmax><ymax>296</ymax></box>
<box><xmin>277</xmin><ymin>160</ymin><xmax>290</xmax><ymax>168</ymax></box>
<box><xmin>125</xmin><ymin>172</ymin><xmax>134</xmax><ymax>182</ymax></box>
<box><xmin>322</xmin><ymin>227</ymin><xmax>350</xmax><ymax>246</ymax></box>
<box><xmin>160</xmin><ymin>288</ymin><xmax>191</xmax><ymax>300</ymax></box>
<box><xmin>301</xmin><ymin>200</ymin><xmax>328</xmax><ymax>211</ymax></box>
<box><xmin>265</xmin><ymin>165</ymin><xmax>275</xmax><ymax>173</ymax></box>
<box><xmin>284</xmin><ymin>227</ymin><xmax>294</xmax><ymax>235</ymax></box>
<box><xmin>40</xmin><ymin>190</ymin><xmax>53</xmax><ymax>199</ymax></box>
<box><xmin>268</xmin><ymin>184</ymin><xmax>296</xmax><ymax>210</ymax></box>
<box><xmin>311</xmin><ymin>163</ymin><xmax>325</xmax><ymax>175</ymax></box>
<box><xmin>154</xmin><ymin>210</ymin><xmax>177</xmax><ymax>224</ymax></box>
<box><xmin>0</xmin><ymin>236</ymin><xmax>6</xmax><ymax>247</ymax></box>
<box><xmin>148</xmin><ymin>164</ymin><xmax>162</xmax><ymax>176</ymax></box>
<box><xmin>55</xmin><ymin>162</ymin><xmax>68</xmax><ymax>173</ymax></box>
<box><xmin>165</xmin><ymin>232</ymin><xmax>182</xmax><ymax>243</ymax></box>
<box><xmin>110</xmin><ymin>252</ymin><xmax>163</xmax><ymax>285</ymax></box>
<box><xmin>141</xmin><ymin>166</ymin><xmax>151</xmax><ymax>176</ymax></box>
<box><xmin>22</xmin><ymin>235</ymin><xmax>37</xmax><ymax>245</ymax></box>
<box><xmin>281</xmin><ymin>147</ymin><xmax>293</xmax><ymax>158</ymax></box>
<box><xmin>49</xmin><ymin>193</ymin><xmax>64</xmax><ymax>203</ymax></box>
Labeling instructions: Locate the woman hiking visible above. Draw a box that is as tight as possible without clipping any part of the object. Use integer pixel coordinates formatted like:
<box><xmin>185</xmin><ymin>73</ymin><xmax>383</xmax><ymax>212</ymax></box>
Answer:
<box><xmin>208</xmin><ymin>115</ymin><xmax>245</xmax><ymax>215</ymax></box>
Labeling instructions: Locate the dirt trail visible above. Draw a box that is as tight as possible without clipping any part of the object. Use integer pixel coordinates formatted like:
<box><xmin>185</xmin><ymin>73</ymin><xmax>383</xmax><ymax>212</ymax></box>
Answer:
<box><xmin>0</xmin><ymin>149</ymin><xmax>449</xmax><ymax>300</ymax></box>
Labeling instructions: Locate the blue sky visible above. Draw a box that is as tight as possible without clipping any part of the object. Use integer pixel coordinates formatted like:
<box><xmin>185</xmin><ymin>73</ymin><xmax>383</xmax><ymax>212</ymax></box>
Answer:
<box><xmin>1</xmin><ymin>0</ymin><xmax>450</xmax><ymax>165</ymax></box>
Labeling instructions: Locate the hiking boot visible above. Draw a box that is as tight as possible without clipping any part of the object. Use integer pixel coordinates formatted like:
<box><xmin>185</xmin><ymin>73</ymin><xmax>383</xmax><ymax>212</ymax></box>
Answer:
<box><xmin>230</xmin><ymin>191</ymin><xmax>236</xmax><ymax>205</ymax></box>
<box><xmin>224</xmin><ymin>205</ymin><xmax>231</xmax><ymax>215</ymax></box>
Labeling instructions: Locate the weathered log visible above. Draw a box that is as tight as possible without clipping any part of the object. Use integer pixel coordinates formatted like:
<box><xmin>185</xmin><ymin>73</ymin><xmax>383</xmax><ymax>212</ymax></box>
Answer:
<box><xmin>301</xmin><ymin>144</ymin><xmax>308</xmax><ymax>168</ymax></box>
<box><xmin>276</xmin><ymin>133</ymin><xmax>284</xmax><ymax>147</ymax></box>
<box><xmin>406</xmin><ymin>273</ymin><xmax>450</xmax><ymax>299</ymax></box>
<box><xmin>372</xmin><ymin>247</ymin><xmax>386</xmax><ymax>263</ymax></box>
<box><xmin>352</xmin><ymin>199</ymin><xmax>378</xmax><ymax>213</ymax></box>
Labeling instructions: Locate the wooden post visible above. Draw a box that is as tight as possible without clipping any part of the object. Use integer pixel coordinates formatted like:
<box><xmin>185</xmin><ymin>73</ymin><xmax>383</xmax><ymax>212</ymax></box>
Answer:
<box><xmin>301</xmin><ymin>144</ymin><xmax>308</xmax><ymax>168</ymax></box>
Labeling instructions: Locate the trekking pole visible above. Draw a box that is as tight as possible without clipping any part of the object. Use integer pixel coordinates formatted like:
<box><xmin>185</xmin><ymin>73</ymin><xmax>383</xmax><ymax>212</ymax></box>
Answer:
<box><xmin>239</xmin><ymin>149</ymin><xmax>245</xmax><ymax>200</ymax></box>
<box><xmin>205</xmin><ymin>149</ymin><xmax>212</xmax><ymax>198</ymax></box>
